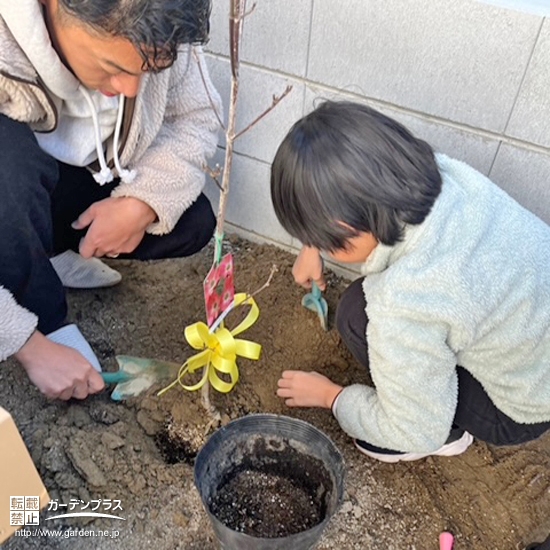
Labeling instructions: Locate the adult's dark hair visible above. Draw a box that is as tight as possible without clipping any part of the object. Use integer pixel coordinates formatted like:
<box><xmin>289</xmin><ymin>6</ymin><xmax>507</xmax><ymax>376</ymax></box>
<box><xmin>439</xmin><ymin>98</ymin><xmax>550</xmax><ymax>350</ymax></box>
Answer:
<box><xmin>58</xmin><ymin>0</ymin><xmax>211</xmax><ymax>71</ymax></box>
<box><xmin>270</xmin><ymin>101</ymin><xmax>442</xmax><ymax>251</ymax></box>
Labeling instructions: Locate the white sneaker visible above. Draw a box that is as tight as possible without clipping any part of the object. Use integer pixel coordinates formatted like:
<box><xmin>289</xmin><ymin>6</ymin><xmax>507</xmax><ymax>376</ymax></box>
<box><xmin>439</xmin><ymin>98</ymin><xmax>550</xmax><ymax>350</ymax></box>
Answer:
<box><xmin>51</xmin><ymin>250</ymin><xmax>122</xmax><ymax>289</ymax></box>
<box><xmin>46</xmin><ymin>324</ymin><xmax>102</xmax><ymax>372</ymax></box>
<box><xmin>354</xmin><ymin>429</ymin><xmax>474</xmax><ymax>463</ymax></box>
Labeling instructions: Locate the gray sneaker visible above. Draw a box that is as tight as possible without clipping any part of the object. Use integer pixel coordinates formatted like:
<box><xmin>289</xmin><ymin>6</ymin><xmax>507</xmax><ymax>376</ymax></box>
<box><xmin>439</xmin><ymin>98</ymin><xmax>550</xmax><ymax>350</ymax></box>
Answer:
<box><xmin>50</xmin><ymin>250</ymin><xmax>122</xmax><ymax>289</ymax></box>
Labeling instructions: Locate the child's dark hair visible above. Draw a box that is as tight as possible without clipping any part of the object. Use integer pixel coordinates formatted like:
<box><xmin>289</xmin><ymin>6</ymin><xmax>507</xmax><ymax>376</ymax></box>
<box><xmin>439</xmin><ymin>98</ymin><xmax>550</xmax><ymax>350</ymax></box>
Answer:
<box><xmin>270</xmin><ymin>101</ymin><xmax>442</xmax><ymax>251</ymax></box>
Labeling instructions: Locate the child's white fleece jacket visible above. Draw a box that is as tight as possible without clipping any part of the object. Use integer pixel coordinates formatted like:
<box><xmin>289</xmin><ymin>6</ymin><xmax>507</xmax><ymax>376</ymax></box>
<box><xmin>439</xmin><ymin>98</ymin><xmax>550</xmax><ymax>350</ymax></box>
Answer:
<box><xmin>333</xmin><ymin>154</ymin><xmax>550</xmax><ymax>453</ymax></box>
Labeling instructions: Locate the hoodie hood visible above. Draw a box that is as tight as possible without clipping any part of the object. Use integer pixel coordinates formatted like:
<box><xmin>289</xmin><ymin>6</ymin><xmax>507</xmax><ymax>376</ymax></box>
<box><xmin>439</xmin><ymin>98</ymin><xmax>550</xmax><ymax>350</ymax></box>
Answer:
<box><xmin>0</xmin><ymin>0</ymin><xmax>132</xmax><ymax>180</ymax></box>
<box><xmin>0</xmin><ymin>0</ymin><xmax>80</xmax><ymax>101</ymax></box>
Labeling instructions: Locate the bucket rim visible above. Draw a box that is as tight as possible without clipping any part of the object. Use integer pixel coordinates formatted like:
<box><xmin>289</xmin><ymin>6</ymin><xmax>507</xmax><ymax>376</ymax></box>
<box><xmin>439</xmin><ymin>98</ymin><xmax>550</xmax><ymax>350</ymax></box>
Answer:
<box><xmin>193</xmin><ymin>413</ymin><xmax>346</xmax><ymax>545</ymax></box>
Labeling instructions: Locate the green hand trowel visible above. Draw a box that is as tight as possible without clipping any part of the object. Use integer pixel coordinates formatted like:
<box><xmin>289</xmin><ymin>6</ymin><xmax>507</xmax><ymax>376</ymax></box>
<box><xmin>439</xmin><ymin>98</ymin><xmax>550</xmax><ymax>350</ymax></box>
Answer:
<box><xmin>301</xmin><ymin>281</ymin><xmax>328</xmax><ymax>330</ymax></box>
<box><xmin>101</xmin><ymin>356</ymin><xmax>180</xmax><ymax>401</ymax></box>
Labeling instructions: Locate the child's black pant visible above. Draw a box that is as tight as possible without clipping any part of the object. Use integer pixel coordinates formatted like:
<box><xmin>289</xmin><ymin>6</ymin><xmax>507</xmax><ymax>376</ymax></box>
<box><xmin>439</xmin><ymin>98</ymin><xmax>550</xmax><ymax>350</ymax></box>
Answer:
<box><xmin>0</xmin><ymin>115</ymin><xmax>215</xmax><ymax>337</ymax></box>
<box><xmin>336</xmin><ymin>278</ymin><xmax>550</xmax><ymax>447</ymax></box>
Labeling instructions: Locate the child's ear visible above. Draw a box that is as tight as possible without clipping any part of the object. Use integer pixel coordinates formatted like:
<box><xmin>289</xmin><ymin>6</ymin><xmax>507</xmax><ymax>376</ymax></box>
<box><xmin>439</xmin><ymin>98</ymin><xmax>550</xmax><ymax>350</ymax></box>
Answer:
<box><xmin>336</xmin><ymin>220</ymin><xmax>355</xmax><ymax>231</ymax></box>
<box><xmin>335</xmin><ymin>221</ymin><xmax>379</xmax><ymax>248</ymax></box>
<box><xmin>336</xmin><ymin>220</ymin><xmax>374</xmax><ymax>237</ymax></box>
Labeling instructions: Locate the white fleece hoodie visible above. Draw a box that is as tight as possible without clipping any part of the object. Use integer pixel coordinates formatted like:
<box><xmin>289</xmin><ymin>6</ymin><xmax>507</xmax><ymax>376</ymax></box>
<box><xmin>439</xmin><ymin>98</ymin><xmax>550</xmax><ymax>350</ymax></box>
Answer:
<box><xmin>1</xmin><ymin>0</ymin><xmax>119</xmax><ymax>168</ymax></box>
<box><xmin>0</xmin><ymin>1</ymin><xmax>222</xmax><ymax>360</ymax></box>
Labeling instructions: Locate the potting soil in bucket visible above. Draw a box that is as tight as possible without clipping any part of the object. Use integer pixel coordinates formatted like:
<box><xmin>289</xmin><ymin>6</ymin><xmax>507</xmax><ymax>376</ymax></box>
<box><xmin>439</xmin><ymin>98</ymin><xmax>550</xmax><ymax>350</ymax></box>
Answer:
<box><xmin>194</xmin><ymin>414</ymin><xmax>344</xmax><ymax>550</ymax></box>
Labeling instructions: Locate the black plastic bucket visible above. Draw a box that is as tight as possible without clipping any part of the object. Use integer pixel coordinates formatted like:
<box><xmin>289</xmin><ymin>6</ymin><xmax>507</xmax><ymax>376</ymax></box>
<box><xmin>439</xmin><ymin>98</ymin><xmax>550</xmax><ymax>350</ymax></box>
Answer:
<box><xmin>194</xmin><ymin>414</ymin><xmax>344</xmax><ymax>550</ymax></box>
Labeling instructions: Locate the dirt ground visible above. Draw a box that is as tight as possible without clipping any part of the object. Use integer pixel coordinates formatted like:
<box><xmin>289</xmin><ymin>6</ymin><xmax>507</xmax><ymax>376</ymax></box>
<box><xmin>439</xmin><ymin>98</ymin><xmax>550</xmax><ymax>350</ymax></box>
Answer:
<box><xmin>2</xmin><ymin>236</ymin><xmax>549</xmax><ymax>550</ymax></box>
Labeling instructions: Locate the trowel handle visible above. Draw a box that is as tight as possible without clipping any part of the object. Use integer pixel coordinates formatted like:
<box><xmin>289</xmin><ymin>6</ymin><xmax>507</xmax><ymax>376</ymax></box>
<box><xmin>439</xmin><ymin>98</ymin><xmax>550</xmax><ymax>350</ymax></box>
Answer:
<box><xmin>439</xmin><ymin>532</ymin><xmax>454</xmax><ymax>550</ymax></box>
<box><xmin>101</xmin><ymin>371</ymin><xmax>132</xmax><ymax>384</ymax></box>
<box><xmin>311</xmin><ymin>281</ymin><xmax>322</xmax><ymax>298</ymax></box>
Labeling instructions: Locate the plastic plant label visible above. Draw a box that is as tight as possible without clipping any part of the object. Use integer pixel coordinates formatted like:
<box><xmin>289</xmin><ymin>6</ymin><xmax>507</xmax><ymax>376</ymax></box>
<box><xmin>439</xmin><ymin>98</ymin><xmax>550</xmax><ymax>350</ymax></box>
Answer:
<box><xmin>203</xmin><ymin>253</ymin><xmax>235</xmax><ymax>327</ymax></box>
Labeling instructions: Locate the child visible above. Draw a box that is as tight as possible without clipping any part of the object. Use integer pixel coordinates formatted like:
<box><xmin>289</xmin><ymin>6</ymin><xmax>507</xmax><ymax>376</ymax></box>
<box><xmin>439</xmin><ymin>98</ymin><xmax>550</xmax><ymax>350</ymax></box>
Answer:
<box><xmin>270</xmin><ymin>101</ymin><xmax>550</xmax><ymax>462</ymax></box>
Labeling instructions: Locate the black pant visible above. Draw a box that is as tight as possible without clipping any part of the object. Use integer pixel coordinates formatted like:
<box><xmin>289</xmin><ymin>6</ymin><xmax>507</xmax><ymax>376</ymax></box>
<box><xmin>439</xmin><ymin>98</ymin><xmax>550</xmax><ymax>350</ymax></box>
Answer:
<box><xmin>0</xmin><ymin>115</ymin><xmax>215</xmax><ymax>335</ymax></box>
<box><xmin>335</xmin><ymin>278</ymin><xmax>550</xmax><ymax>447</ymax></box>
<box><xmin>528</xmin><ymin>534</ymin><xmax>550</xmax><ymax>550</ymax></box>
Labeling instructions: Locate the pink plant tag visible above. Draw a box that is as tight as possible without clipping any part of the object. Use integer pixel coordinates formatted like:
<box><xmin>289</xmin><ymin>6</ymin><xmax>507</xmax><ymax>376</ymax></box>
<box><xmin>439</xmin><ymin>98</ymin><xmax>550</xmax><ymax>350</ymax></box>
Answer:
<box><xmin>204</xmin><ymin>253</ymin><xmax>235</xmax><ymax>327</ymax></box>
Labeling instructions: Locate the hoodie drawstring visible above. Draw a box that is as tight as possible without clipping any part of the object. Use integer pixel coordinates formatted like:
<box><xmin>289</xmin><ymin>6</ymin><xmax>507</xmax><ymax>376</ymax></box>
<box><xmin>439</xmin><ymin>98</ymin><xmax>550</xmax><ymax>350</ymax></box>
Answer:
<box><xmin>113</xmin><ymin>95</ymin><xmax>136</xmax><ymax>184</ymax></box>
<box><xmin>78</xmin><ymin>87</ymin><xmax>136</xmax><ymax>185</ymax></box>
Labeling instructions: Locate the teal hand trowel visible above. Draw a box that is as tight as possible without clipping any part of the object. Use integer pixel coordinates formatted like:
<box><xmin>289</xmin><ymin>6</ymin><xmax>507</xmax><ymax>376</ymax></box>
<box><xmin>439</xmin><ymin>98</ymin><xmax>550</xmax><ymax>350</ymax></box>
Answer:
<box><xmin>301</xmin><ymin>281</ymin><xmax>328</xmax><ymax>330</ymax></box>
<box><xmin>101</xmin><ymin>356</ymin><xmax>180</xmax><ymax>401</ymax></box>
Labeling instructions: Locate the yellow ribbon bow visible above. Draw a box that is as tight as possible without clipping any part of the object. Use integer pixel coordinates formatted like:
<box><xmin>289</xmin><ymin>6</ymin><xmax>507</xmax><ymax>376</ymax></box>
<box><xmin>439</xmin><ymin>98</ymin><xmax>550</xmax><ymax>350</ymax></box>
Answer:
<box><xmin>158</xmin><ymin>293</ymin><xmax>261</xmax><ymax>396</ymax></box>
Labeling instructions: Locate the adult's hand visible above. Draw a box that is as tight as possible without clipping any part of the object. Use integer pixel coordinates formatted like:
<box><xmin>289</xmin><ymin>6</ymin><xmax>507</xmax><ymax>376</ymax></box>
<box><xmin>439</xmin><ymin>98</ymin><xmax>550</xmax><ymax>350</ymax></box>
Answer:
<box><xmin>292</xmin><ymin>246</ymin><xmax>326</xmax><ymax>290</ymax></box>
<box><xmin>14</xmin><ymin>331</ymin><xmax>105</xmax><ymax>400</ymax></box>
<box><xmin>72</xmin><ymin>196</ymin><xmax>157</xmax><ymax>259</ymax></box>
<box><xmin>277</xmin><ymin>370</ymin><xmax>342</xmax><ymax>409</ymax></box>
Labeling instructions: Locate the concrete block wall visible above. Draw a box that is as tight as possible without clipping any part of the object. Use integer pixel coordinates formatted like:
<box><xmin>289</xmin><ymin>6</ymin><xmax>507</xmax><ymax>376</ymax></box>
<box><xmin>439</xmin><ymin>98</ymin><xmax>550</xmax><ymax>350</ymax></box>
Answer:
<box><xmin>203</xmin><ymin>0</ymin><xmax>550</xmax><ymax>278</ymax></box>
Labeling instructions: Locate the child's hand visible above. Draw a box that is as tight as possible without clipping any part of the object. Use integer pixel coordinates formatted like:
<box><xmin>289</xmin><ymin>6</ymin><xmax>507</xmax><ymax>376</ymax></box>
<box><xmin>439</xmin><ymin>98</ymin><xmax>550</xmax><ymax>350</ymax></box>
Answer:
<box><xmin>277</xmin><ymin>370</ymin><xmax>342</xmax><ymax>409</ymax></box>
<box><xmin>293</xmin><ymin>246</ymin><xmax>326</xmax><ymax>290</ymax></box>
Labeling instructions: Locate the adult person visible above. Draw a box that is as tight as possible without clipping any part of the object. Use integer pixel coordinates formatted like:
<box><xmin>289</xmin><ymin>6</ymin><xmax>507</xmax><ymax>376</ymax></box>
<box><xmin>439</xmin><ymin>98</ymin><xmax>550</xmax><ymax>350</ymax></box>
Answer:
<box><xmin>0</xmin><ymin>0</ymin><xmax>222</xmax><ymax>400</ymax></box>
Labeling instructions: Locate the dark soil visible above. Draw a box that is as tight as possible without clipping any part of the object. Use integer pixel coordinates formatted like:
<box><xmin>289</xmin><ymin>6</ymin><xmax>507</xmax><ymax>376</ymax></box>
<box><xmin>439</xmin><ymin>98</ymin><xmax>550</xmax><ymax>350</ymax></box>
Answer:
<box><xmin>1</xmin><ymin>235</ymin><xmax>549</xmax><ymax>550</ymax></box>
<box><xmin>211</xmin><ymin>468</ymin><xmax>323</xmax><ymax>537</ymax></box>
<box><xmin>207</xmin><ymin>433</ymin><xmax>332</xmax><ymax>538</ymax></box>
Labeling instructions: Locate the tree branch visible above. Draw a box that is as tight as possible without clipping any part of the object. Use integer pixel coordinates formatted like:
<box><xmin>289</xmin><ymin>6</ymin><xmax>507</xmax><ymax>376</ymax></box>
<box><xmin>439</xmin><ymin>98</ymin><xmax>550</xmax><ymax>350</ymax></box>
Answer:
<box><xmin>193</xmin><ymin>47</ymin><xmax>225</xmax><ymax>131</ymax></box>
<box><xmin>234</xmin><ymin>85</ymin><xmax>293</xmax><ymax>140</ymax></box>
<box><xmin>243</xmin><ymin>2</ymin><xmax>257</xmax><ymax>18</ymax></box>
<box><xmin>247</xmin><ymin>264</ymin><xmax>278</xmax><ymax>299</ymax></box>
<box><xmin>203</xmin><ymin>162</ymin><xmax>223</xmax><ymax>191</ymax></box>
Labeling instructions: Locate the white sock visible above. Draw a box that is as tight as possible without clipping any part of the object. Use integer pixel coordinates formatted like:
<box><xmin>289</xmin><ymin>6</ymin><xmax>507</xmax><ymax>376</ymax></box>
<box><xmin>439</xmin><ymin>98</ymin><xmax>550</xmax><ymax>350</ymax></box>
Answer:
<box><xmin>46</xmin><ymin>324</ymin><xmax>102</xmax><ymax>372</ymax></box>
<box><xmin>51</xmin><ymin>250</ymin><xmax>122</xmax><ymax>289</ymax></box>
